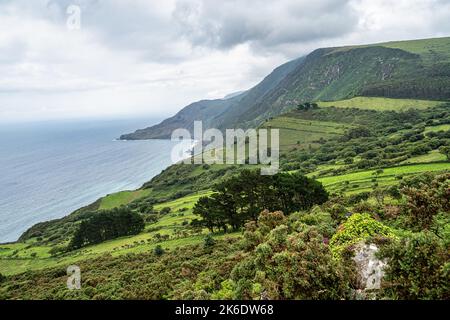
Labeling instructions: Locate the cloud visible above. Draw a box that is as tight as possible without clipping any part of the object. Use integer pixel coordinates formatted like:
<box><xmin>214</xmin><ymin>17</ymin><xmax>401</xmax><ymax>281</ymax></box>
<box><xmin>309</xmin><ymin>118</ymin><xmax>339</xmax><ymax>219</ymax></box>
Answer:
<box><xmin>173</xmin><ymin>0</ymin><xmax>358</xmax><ymax>52</ymax></box>
<box><xmin>0</xmin><ymin>0</ymin><xmax>449</xmax><ymax>122</ymax></box>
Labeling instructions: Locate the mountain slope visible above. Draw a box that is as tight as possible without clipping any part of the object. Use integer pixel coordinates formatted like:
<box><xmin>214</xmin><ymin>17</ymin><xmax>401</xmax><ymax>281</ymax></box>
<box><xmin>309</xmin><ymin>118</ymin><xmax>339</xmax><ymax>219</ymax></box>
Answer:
<box><xmin>122</xmin><ymin>37</ymin><xmax>450</xmax><ymax>140</ymax></box>
<box><xmin>120</xmin><ymin>57</ymin><xmax>304</xmax><ymax>140</ymax></box>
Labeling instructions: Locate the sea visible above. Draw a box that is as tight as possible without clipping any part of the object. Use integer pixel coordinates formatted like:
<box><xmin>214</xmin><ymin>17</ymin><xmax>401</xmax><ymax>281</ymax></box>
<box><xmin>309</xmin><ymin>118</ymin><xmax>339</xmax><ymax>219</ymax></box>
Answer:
<box><xmin>0</xmin><ymin>118</ymin><xmax>191</xmax><ymax>243</ymax></box>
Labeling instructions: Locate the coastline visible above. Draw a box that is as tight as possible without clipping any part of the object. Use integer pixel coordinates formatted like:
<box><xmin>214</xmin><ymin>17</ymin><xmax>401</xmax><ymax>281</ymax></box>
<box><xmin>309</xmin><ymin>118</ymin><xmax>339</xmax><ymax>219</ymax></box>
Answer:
<box><xmin>2</xmin><ymin>138</ymin><xmax>197</xmax><ymax>245</ymax></box>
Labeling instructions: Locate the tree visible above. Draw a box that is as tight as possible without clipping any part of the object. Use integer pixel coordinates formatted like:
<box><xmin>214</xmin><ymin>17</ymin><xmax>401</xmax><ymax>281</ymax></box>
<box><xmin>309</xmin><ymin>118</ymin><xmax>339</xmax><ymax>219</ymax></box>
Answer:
<box><xmin>344</xmin><ymin>127</ymin><xmax>372</xmax><ymax>140</ymax></box>
<box><xmin>154</xmin><ymin>245</ymin><xmax>165</xmax><ymax>256</ymax></box>
<box><xmin>69</xmin><ymin>207</ymin><xmax>145</xmax><ymax>250</ymax></box>
<box><xmin>439</xmin><ymin>145</ymin><xmax>450</xmax><ymax>160</ymax></box>
<box><xmin>160</xmin><ymin>207</ymin><xmax>171</xmax><ymax>215</ymax></box>
<box><xmin>193</xmin><ymin>170</ymin><xmax>328</xmax><ymax>232</ymax></box>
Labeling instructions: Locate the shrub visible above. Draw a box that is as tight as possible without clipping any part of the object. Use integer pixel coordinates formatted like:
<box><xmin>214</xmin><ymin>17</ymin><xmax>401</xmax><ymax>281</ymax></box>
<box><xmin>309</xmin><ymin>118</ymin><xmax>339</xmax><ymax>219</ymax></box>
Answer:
<box><xmin>328</xmin><ymin>204</ymin><xmax>348</xmax><ymax>224</ymax></box>
<box><xmin>160</xmin><ymin>207</ymin><xmax>171</xmax><ymax>215</ymax></box>
<box><xmin>378</xmin><ymin>232</ymin><xmax>449</xmax><ymax>299</ymax></box>
<box><xmin>231</xmin><ymin>226</ymin><xmax>355</xmax><ymax>299</ymax></box>
<box><xmin>293</xmin><ymin>208</ymin><xmax>336</xmax><ymax>238</ymax></box>
<box><xmin>153</xmin><ymin>245</ymin><xmax>165</xmax><ymax>256</ymax></box>
<box><xmin>347</xmin><ymin>192</ymin><xmax>370</xmax><ymax>205</ymax></box>
<box><xmin>204</xmin><ymin>234</ymin><xmax>216</xmax><ymax>248</ymax></box>
<box><xmin>330</xmin><ymin>213</ymin><xmax>396</xmax><ymax>258</ymax></box>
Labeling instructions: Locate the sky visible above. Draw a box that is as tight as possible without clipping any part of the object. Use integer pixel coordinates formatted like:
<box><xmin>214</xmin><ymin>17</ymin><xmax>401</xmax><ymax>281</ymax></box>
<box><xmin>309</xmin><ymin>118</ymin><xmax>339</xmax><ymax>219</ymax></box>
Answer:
<box><xmin>0</xmin><ymin>0</ymin><xmax>449</xmax><ymax>123</ymax></box>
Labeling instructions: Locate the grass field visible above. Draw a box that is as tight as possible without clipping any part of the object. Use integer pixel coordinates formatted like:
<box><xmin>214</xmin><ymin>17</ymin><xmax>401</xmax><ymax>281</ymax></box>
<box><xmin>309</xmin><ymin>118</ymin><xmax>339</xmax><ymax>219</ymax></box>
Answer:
<box><xmin>400</xmin><ymin>150</ymin><xmax>447</xmax><ymax>164</ymax></box>
<box><xmin>99</xmin><ymin>189</ymin><xmax>152</xmax><ymax>210</ymax></box>
<box><xmin>424</xmin><ymin>124</ymin><xmax>450</xmax><ymax>133</ymax></box>
<box><xmin>318</xmin><ymin>97</ymin><xmax>443</xmax><ymax>111</ymax></box>
<box><xmin>382</xmin><ymin>37</ymin><xmax>450</xmax><ymax>64</ymax></box>
<box><xmin>261</xmin><ymin>116</ymin><xmax>352</xmax><ymax>150</ymax></box>
<box><xmin>0</xmin><ymin>190</ymin><xmax>234</xmax><ymax>276</ymax></box>
<box><xmin>315</xmin><ymin>163</ymin><xmax>450</xmax><ymax>194</ymax></box>
<box><xmin>330</xmin><ymin>37</ymin><xmax>450</xmax><ymax>65</ymax></box>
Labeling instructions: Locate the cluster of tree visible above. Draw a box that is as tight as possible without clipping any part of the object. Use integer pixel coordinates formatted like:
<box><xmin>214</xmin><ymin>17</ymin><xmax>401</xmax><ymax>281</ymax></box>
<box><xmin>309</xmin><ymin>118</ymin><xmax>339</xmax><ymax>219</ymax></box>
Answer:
<box><xmin>297</xmin><ymin>102</ymin><xmax>319</xmax><ymax>111</ymax></box>
<box><xmin>69</xmin><ymin>207</ymin><xmax>144</xmax><ymax>250</ymax></box>
<box><xmin>281</xmin><ymin>105</ymin><xmax>450</xmax><ymax>173</ymax></box>
<box><xmin>192</xmin><ymin>170</ymin><xmax>328</xmax><ymax>232</ymax></box>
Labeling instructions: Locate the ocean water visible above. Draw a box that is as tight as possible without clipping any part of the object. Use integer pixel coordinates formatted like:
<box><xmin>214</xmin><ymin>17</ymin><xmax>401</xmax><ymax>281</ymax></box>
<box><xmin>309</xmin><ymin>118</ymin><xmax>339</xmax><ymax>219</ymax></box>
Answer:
<box><xmin>0</xmin><ymin>118</ymin><xmax>185</xmax><ymax>243</ymax></box>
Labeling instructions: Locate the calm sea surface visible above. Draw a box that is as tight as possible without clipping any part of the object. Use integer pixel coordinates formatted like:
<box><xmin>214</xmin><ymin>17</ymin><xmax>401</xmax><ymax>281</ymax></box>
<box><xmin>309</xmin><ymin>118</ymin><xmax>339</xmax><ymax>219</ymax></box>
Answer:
<box><xmin>0</xmin><ymin>118</ymin><xmax>183</xmax><ymax>243</ymax></box>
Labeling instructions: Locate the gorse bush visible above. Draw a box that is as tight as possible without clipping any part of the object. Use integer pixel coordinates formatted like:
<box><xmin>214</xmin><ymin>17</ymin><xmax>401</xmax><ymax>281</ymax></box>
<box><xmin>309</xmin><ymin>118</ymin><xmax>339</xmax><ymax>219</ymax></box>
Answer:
<box><xmin>221</xmin><ymin>211</ymin><xmax>355</xmax><ymax>300</ymax></box>
<box><xmin>154</xmin><ymin>245</ymin><xmax>165</xmax><ymax>256</ymax></box>
<box><xmin>400</xmin><ymin>173</ymin><xmax>449</xmax><ymax>231</ymax></box>
<box><xmin>203</xmin><ymin>234</ymin><xmax>216</xmax><ymax>248</ymax></box>
<box><xmin>378</xmin><ymin>232</ymin><xmax>450</xmax><ymax>300</ymax></box>
<box><xmin>330</xmin><ymin>213</ymin><xmax>396</xmax><ymax>258</ymax></box>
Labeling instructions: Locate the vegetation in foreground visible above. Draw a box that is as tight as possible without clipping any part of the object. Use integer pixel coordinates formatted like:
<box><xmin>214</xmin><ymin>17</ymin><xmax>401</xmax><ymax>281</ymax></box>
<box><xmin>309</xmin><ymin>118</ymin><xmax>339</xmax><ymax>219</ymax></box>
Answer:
<box><xmin>0</xmin><ymin>172</ymin><xmax>448</xmax><ymax>300</ymax></box>
<box><xmin>0</xmin><ymin>99</ymin><xmax>449</xmax><ymax>300</ymax></box>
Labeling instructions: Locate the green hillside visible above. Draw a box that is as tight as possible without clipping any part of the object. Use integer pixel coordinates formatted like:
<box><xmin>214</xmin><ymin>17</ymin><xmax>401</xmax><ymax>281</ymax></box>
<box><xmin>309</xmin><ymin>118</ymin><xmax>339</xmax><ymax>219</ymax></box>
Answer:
<box><xmin>123</xmin><ymin>37</ymin><xmax>450</xmax><ymax>140</ymax></box>
<box><xmin>261</xmin><ymin>116</ymin><xmax>352</xmax><ymax>151</ymax></box>
<box><xmin>318</xmin><ymin>97</ymin><xmax>444</xmax><ymax>111</ymax></box>
<box><xmin>1</xmin><ymin>39</ymin><xmax>449</xmax><ymax>301</ymax></box>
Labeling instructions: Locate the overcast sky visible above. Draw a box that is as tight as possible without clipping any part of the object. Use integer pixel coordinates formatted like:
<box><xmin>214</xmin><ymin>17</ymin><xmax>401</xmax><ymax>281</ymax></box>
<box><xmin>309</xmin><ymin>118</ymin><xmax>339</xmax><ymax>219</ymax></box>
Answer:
<box><xmin>0</xmin><ymin>0</ymin><xmax>449</xmax><ymax>123</ymax></box>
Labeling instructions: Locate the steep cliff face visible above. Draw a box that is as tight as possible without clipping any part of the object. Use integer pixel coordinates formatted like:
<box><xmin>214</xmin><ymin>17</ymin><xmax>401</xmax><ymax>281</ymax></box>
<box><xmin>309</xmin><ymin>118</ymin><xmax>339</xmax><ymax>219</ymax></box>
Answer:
<box><xmin>122</xmin><ymin>37</ymin><xmax>450</xmax><ymax>140</ymax></box>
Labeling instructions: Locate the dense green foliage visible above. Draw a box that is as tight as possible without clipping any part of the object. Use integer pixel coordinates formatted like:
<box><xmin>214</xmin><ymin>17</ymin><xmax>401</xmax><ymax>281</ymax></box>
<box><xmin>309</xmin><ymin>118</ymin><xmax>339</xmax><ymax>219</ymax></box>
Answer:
<box><xmin>281</xmin><ymin>105</ymin><xmax>450</xmax><ymax>177</ymax></box>
<box><xmin>0</xmin><ymin>172</ymin><xmax>448</xmax><ymax>300</ymax></box>
<box><xmin>193</xmin><ymin>170</ymin><xmax>328</xmax><ymax>232</ymax></box>
<box><xmin>69</xmin><ymin>207</ymin><xmax>145</xmax><ymax>250</ymax></box>
<box><xmin>379</xmin><ymin>232</ymin><xmax>449</xmax><ymax>299</ymax></box>
<box><xmin>221</xmin><ymin>211</ymin><xmax>356</xmax><ymax>299</ymax></box>
<box><xmin>330</xmin><ymin>213</ymin><xmax>396</xmax><ymax>258</ymax></box>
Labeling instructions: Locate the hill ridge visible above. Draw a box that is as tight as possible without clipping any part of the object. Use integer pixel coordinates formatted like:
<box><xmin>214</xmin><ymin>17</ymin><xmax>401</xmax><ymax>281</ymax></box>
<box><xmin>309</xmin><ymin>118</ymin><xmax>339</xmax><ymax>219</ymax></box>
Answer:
<box><xmin>121</xmin><ymin>36</ymin><xmax>450</xmax><ymax>140</ymax></box>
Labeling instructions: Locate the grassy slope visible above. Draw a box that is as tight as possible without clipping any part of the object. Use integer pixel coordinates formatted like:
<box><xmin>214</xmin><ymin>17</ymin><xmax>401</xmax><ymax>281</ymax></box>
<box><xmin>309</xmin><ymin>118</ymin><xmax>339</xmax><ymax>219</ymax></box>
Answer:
<box><xmin>425</xmin><ymin>124</ymin><xmax>450</xmax><ymax>133</ymax></box>
<box><xmin>99</xmin><ymin>189</ymin><xmax>152</xmax><ymax>210</ymax></box>
<box><xmin>381</xmin><ymin>37</ymin><xmax>450</xmax><ymax>64</ymax></box>
<box><xmin>318</xmin><ymin>97</ymin><xmax>443</xmax><ymax>111</ymax></box>
<box><xmin>332</xmin><ymin>37</ymin><xmax>450</xmax><ymax>64</ymax></box>
<box><xmin>261</xmin><ymin>116</ymin><xmax>352</xmax><ymax>151</ymax></box>
<box><xmin>315</xmin><ymin>163</ymin><xmax>450</xmax><ymax>194</ymax></box>
<box><xmin>0</xmin><ymin>191</ymin><xmax>235</xmax><ymax>276</ymax></box>
<box><xmin>400</xmin><ymin>150</ymin><xmax>447</xmax><ymax>164</ymax></box>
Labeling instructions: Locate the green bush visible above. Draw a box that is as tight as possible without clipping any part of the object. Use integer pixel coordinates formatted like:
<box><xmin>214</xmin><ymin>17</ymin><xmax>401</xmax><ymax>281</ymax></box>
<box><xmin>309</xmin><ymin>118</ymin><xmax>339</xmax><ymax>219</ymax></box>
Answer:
<box><xmin>153</xmin><ymin>245</ymin><xmax>165</xmax><ymax>256</ymax></box>
<box><xmin>330</xmin><ymin>213</ymin><xmax>396</xmax><ymax>258</ymax></box>
<box><xmin>378</xmin><ymin>232</ymin><xmax>449</xmax><ymax>300</ymax></box>
<box><xmin>230</xmin><ymin>226</ymin><xmax>354</xmax><ymax>299</ymax></box>
<box><xmin>221</xmin><ymin>211</ymin><xmax>355</xmax><ymax>300</ymax></box>
<box><xmin>293</xmin><ymin>208</ymin><xmax>336</xmax><ymax>238</ymax></box>
<box><xmin>204</xmin><ymin>234</ymin><xmax>216</xmax><ymax>248</ymax></box>
<box><xmin>160</xmin><ymin>207</ymin><xmax>171</xmax><ymax>215</ymax></box>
